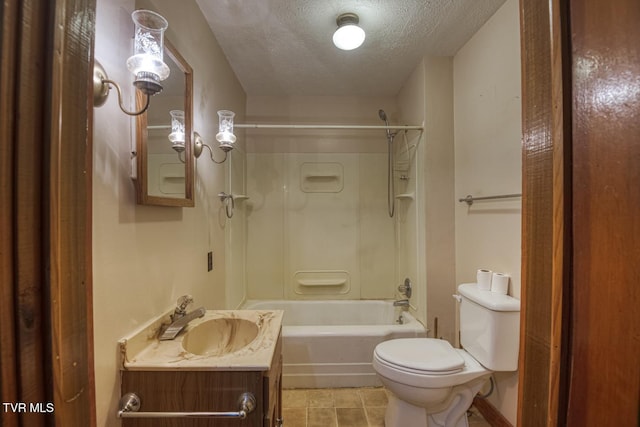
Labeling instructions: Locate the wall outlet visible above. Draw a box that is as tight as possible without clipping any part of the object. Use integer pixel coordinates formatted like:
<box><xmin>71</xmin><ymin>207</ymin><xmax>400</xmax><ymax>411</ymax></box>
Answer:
<box><xmin>207</xmin><ymin>251</ymin><xmax>213</xmax><ymax>271</ymax></box>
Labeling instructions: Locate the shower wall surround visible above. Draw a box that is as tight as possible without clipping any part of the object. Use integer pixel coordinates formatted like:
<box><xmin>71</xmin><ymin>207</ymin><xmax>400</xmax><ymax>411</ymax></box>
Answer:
<box><xmin>236</xmin><ymin>90</ymin><xmax>431</xmax><ymax>331</ymax></box>
<box><xmin>239</xmin><ymin>96</ymin><xmax>424</xmax><ymax>305</ymax></box>
<box><xmin>245</xmin><ymin>151</ymin><xmax>395</xmax><ymax>300</ymax></box>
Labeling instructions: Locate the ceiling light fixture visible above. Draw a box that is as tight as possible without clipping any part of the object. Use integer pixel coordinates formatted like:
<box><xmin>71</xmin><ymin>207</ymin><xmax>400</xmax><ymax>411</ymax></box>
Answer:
<box><xmin>332</xmin><ymin>13</ymin><xmax>365</xmax><ymax>51</ymax></box>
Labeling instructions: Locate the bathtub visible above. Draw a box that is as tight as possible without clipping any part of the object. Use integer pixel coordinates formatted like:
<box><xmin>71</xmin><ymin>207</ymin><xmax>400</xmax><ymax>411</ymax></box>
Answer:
<box><xmin>242</xmin><ymin>299</ymin><xmax>427</xmax><ymax>388</ymax></box>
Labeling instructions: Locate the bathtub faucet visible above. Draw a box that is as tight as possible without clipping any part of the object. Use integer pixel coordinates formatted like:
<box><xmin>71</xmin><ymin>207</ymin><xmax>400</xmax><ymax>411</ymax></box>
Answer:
<box><xmin>393</xmin><ymin>299</ymin><xmax>410</xmax><ymax>307</ymax></box>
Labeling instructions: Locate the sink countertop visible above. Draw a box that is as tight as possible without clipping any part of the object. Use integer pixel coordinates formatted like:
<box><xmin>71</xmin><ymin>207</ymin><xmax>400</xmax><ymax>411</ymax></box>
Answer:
<box><xmin>118</xmin><ymin>310</ymin><xmax>284</xmax><ymax>371</ymax></box>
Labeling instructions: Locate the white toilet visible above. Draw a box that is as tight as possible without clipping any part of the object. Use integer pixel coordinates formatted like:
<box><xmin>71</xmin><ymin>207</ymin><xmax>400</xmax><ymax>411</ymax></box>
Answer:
<box><xmin>373</xmin><ymin>283</ymin><xmax>520</xmax><ymax>427</ymax></box>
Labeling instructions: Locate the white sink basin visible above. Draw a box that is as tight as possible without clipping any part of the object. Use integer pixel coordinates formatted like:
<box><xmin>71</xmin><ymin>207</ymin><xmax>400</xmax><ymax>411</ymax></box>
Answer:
<box><xmin>120</xmin><ymin>310</ymin><xmax>284</xmax><ymax>370</ymax></box>
<box><xmin>181</xmin><ymin>318</ymin><xmax>259</xmax><ymax>356</ymax></box>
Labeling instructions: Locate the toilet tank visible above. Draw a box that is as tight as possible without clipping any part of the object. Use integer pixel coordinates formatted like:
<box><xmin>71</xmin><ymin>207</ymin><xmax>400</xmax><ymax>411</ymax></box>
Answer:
<box><xmin>458</xmin><ymin>283</ymin><xmax>520</xmax><ymax>371</ymax></box>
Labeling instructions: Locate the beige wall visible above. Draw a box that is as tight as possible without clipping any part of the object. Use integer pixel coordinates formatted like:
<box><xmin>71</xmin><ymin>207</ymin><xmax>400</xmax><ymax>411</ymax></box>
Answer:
<box><xmin>453</xmin><ymin>0</ymin><xmax>522</xmax><ymax>423</ymax></box>
<box><xmin>92</xmin><ymin>0</ymin><xmax>245</xmax><ymax>425</ymax></box>
<box><xmin>398</xmin><ymin>57</ymin><xmax>457</xmax><ymax>340</ymax></box>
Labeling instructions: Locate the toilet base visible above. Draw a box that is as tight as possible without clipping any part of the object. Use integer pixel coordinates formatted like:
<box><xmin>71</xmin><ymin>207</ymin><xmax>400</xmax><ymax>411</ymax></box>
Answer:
<box><xmin>386</xmin><ymin>393</ymin><xmax>430</xmax><ymax>427</ymax></box>
<box><xmin>385</xmin><ymin>394</ymin><xmax>471</xmax><ymax>427</ymax></box>
<box><xmin>383</xmin><ymin>375</ymin><xmax>489</xmax><ymax>427</ymax></box>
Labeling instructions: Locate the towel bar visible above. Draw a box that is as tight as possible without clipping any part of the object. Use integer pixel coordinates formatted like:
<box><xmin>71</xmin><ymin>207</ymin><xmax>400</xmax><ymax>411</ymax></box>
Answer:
<box><xmin>458</xmin><ymin>193</ymin><xmax>521</xmax><ymax>206</ymax></box>
<box><xmin>117</xmin><ymin>392</ymin><xmax>256</xmax><ymax>419</ymax></box>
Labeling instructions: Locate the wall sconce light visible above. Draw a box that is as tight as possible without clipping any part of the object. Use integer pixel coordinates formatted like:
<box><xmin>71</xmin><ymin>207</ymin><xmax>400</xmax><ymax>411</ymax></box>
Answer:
<box><xmin>168</xmin><ymin>110</ymin><xmax>186</xmax><ymax>152</ymax></box>
<box><xmin>332</xmin><ymin>13</ymin><xmax>365</xmax><ymax>51</ymax></box>
<box><xmin>216</xmin><ymin>110</ymin><xmax>237</xmax><ymax>151</ymax></box>
<box><xmin>194</xmin><ymin>110</ymin><xmax>237</xmax><ymax>164</ymax></box>
<box><xmin>93</xmin><ymin>9</ymin><xmax>170</xmax><ymax>116</ymax></box>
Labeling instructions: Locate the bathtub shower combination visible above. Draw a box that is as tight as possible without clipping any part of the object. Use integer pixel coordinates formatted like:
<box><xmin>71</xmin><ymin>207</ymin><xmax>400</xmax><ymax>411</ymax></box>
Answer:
<box><xmin>243</xmin><ymin>300</ymin><xmax>426</xmax><ymax>388</ymax></box>
<box><xmin>236</xmin><ymin>111</ymin><xmax>427</xmax><ymax>388</ymax></box>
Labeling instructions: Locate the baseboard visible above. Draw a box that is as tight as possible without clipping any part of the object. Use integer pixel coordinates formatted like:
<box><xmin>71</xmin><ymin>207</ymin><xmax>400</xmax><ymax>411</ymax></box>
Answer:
<box><xmin>472</xmin><ymin>396</ymin><xmax>513</xmax><ymax>427</ymax></box>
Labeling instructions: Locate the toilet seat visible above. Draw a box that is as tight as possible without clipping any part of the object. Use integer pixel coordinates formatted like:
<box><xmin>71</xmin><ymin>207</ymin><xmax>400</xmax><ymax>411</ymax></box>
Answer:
<box><xmin>374</xmin><ymin>338</ymin><xmax>465</xmax><ymax>375</ymax></box>
<box><xmin>373</xmin><ymin>338</ymin><xmax>490</xmax><ymax>389</ymax></box>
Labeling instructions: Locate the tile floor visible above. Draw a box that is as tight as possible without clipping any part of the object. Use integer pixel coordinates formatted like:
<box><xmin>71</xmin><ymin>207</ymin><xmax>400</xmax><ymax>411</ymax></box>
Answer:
<box><xmin>281</xmin><ymin>387</ymin><xmax>491</xmax><ymax>427</ymax></box>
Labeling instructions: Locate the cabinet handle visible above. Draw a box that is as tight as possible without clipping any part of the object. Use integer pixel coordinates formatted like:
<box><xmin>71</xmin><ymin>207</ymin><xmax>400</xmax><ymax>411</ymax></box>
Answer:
<box><xmin>117</xmin><ymin>392</ymin><xmax>256</xmax><ymax>419</ymax></box>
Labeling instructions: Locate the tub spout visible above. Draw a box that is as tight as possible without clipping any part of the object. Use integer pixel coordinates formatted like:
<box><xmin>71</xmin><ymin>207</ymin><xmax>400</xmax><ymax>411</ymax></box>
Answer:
<box><xmin>393</xmin><ymin>299</ymin><xmax>410</xmax><ymax>307</ymax></box>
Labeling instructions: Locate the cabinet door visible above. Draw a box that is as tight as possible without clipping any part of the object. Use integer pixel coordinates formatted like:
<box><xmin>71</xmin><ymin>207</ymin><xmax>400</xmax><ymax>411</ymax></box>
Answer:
<box><xmin>121</xmin><ymin>370</ymin><xmax>264</xmax><ymax>427</ymax></box>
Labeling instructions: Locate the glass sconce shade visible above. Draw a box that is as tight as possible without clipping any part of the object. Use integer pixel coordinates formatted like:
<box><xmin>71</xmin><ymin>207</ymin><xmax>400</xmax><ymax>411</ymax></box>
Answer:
<box><xmin>126</xmin><ymin>9</ymin><xmax>170</xmax><ymax>95</ymax></box>
<box><xmin>333</xmin><ymin>13</ymin><xmax>365</xmax><ymax>51</ymax></box>
<box><xmin>193</xmin><ymin>110</ymin><xmax>235</xmax><ymax>163</ymax></box>
<box><xmin>216</xmin><ymin>110</ymin><xmax>236</xmax><ymax>151</ymax></box>
<box><xmin>92</xmin><ymin>10</ymin><xmax>171</xmax><ymax>115</ymax></box>
<box><xmin>168</xmin><ymin>110</ymin><xmax>186</xmax><ymax>152</ymax></box>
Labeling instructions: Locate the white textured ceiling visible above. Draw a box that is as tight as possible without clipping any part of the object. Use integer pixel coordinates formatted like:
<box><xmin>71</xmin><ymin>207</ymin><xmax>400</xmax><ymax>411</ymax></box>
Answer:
<box><xmin>195</xmin><ymin>0</ymin><xmax>506</xmax><ymax>96</ymax></box>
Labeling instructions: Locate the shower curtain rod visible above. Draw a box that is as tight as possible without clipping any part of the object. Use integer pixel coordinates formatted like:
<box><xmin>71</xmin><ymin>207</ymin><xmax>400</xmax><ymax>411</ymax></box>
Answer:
<box><xmin>149</xmin><ymin>124</ymin><xmax>424</xmax><ymax>131</ymax></box>
<box><xmin>235</xmin><ymin>123</ymin><xmax>424</xmax><ymax>131</ymax></box>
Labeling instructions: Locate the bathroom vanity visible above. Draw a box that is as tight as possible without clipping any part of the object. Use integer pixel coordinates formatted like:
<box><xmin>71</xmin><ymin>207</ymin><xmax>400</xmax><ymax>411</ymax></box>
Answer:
<box><xmin>118</xmin><ymin>310</ymin><xmax>284</xmax><ymax>427</ymax></box>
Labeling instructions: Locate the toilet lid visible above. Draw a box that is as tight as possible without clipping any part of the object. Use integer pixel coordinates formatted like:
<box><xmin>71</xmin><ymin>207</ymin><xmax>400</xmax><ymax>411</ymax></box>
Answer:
<box><xmin>375</xmin><ymin>338</ymin><xmax>465</xmax><ymax>374</ymax></box>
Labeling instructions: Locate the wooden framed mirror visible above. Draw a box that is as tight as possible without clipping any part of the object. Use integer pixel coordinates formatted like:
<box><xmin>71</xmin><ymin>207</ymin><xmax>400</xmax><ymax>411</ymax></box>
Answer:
<box><xmin>135</xmin><ymin>38</ymin><xmax>194</xmax><ymax>207</ymax></box>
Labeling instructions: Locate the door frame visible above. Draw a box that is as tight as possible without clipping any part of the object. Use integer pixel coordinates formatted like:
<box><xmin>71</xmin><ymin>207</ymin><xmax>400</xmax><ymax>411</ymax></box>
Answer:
<box><xmin>12</xmin><ymin>0</ymin><xmax>634</xmax><ymax>425</ymax></box>
<box><xmin>0</xmin><ymin>0</ymin><xmax>96</xmax><ymax>425</ymax></box>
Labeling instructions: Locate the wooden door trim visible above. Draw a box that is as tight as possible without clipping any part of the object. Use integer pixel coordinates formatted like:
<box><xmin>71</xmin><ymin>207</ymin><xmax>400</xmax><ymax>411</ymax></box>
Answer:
<box><xmin>517</xmin><ymin>0</ymin><xmax>571</xmax><ymax>424</ymax></box>
<box><xmin>0</xmin><ymin>1</ymin><xmax>20</xmax><ymax>424</ymax></box>
<box><xmin>0</xmin><ymin>0</ymin><xmax>96</xmax><ymax>425</ymax></box>
<box><xmin>48</xmin><ymin>0</ymin><xmax>97</xmax><ymax>424</ymax></box>
<box><xmin>548</xmin><ymin>0</ymin><xmax>572</xmax><ymax>423</ymax></box>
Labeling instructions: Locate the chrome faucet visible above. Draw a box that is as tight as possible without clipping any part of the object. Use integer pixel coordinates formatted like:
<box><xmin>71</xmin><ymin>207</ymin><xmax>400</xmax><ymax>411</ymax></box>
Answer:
<box><xmin>393</xmin><ymin>299</ymin><xmax>410</xmax><ymax>307</ymax></box>
<box><xmin>397</xmin><ymin>278</ymin><xmax>412</xmax><ymax>298</ymax></box>
<box><xmin>172</xmin><ymin>295</ymin><xmax>194</xmax><ymax>321</ymax></box>
<box><xmin>393</xmin><ymin>298</ymin><xmax>410</xmax><ymax>324</ymax></box>
<box><xmin>159</xmin><ymin>295</ymin><xmax>206</xmax><ymax>340</ymax></box>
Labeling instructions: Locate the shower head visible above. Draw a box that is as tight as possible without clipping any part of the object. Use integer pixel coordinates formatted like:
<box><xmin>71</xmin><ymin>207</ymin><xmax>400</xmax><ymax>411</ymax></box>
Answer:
<box><xmin>378</xmin><ymin>109</ymin><xmax>391</xmax><ymax>138</ymax></box>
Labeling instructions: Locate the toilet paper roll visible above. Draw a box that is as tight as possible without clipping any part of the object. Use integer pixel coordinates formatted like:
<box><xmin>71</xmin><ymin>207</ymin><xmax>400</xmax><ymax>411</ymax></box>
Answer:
<box><xmin>491</xmin><ymin>272</ymin><xmax>510</xmax><ymax>294</ymax></box>
<box><xmin>476</xmin><ymin>269</ymin><xmax>493</xmax><ymax>291</ymax></box>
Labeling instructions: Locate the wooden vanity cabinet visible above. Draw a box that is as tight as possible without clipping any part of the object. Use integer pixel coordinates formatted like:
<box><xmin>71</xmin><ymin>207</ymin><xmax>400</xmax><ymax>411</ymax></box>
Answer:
<box><xmin>120</xmin><ymin>333</ymin><xmax>282</xmax><ymax>427</ymax></box>
<box><xmin>263</xmin><ymin>332</ymin><xmax>282</xmax><ymax>427</ymax></box>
